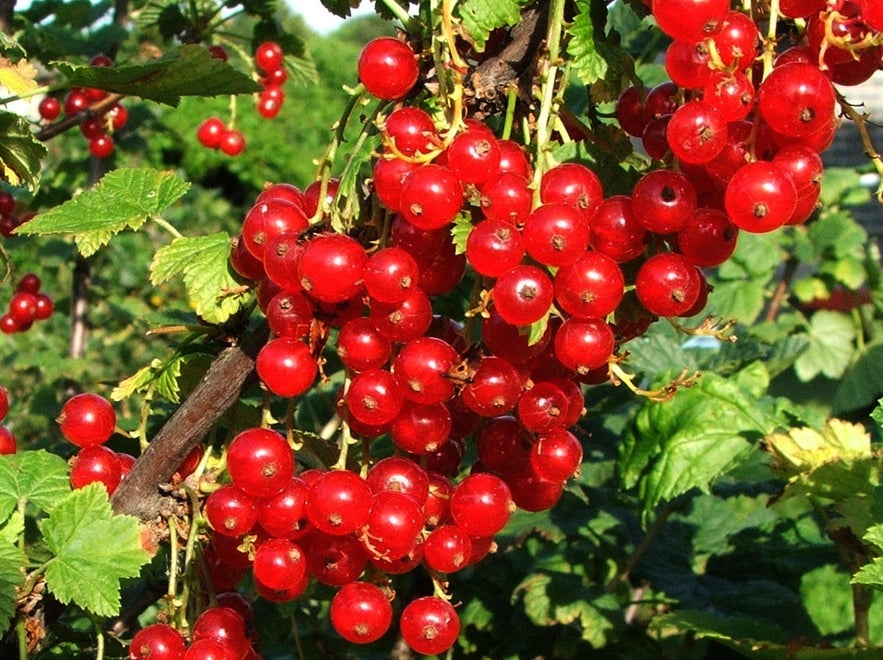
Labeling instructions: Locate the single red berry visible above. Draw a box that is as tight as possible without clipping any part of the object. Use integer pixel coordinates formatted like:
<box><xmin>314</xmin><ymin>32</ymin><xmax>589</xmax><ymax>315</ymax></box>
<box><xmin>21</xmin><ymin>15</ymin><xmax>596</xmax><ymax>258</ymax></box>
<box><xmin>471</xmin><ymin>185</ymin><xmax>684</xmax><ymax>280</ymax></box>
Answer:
<box><xmin>70</xmin><ymin>446</ymin><xmax>123</xmax><ymax>494</ymax></box>
<box><xmin>197</xmin><ymin>117</ymin><xmax>226</xmax><ymax>149</ymax></box>
<box><xmin>306</xmin><ymin>469</ymin><xmax>373</xmax><ymax>536</ymax></box>
<box><xmin>0</xmin><ymin>426</ymin><xmax>16</xmax><ymax>455</ymax></box>
<box><xmin>255</xmin><ymin>337</ymin><xmax>317</xmax><ymax>399</ymax></box>
<box><xmin>226</xmin><ymin>427</ymin><xmax>294</xmax><ymax>498</ymax></box>
<box><xmin>254</xmin><ymin>41</ymin><xmax>284</xmax><ymax>74</ymax></box>
<box><xmin>128</xmin><ymin>623</ymin><xmax>187</xmax><ymax>660</ymax></box>
<box><xmin>358</xmin><ymin>37</ymin><xmax>419</xmax><ymax>100</ymax></box>
<box><xmin>89</xmin><ymin>134</ymin><xmax>115</xmax><ymax>159</ymax></box>
<box><xmin>450</xmin><ymin>472</ymin><xmax>514</xmax><ymax>537</ymax></box>
<box><xmin>399</xmin><ymin>596</ymin><xmax>460</xmax><ymax>656</ymax></box>
<box><xmin>204</xmin><ymin>484</ymin><xmax>259</xmax><ymax>537</ymax></box>
<box><xmin>58</xmin><ymin>392</ymin><xmax>116</xmax><ymax>448</ymax></box>
<box><xmin>38</xmin><ymin>96</ymin><xmax>61</xmax><ymax>121</ymax></box>
<box><xmin>219</xmin><ymin>129</ymin><xmax>246</xmax><ymax>156</ymax></box>
<box><xmin>330</xmin><ymin>581</ymin><xmax>393</xmax><ymax>644</ymax></box>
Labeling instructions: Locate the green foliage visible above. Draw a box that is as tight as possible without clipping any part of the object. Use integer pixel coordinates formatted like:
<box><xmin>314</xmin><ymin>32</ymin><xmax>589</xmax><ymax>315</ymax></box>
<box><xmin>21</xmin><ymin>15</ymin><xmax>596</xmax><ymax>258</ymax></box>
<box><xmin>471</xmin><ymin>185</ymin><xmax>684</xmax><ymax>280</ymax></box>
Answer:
<box><xmin>456</xmin><ymin>0</ymin><xmax>531</xmax><ymax>51</ymax></box>
<box><xmin>150</xmin><ymin>231</ymin><xmax>250</xmax><ymax>324</ymax></box>
<box><xmin>16</xmin><ymin>167</ymin><xmax>190</xmax><ymax>257</ymax></box>
<box><xmin>55</xmin><ymin>45</ymin><xmax>262</xmax><ymax>106</ymax></box>
<box><xmin>0</xmin><ymin>113</ymin><xmax>47</xmax><ymax>191</ymax></box>
<box><xmin>41</xmin><ymin>484</ymin><xmax>149</xmax><ymax>617</ymax></box>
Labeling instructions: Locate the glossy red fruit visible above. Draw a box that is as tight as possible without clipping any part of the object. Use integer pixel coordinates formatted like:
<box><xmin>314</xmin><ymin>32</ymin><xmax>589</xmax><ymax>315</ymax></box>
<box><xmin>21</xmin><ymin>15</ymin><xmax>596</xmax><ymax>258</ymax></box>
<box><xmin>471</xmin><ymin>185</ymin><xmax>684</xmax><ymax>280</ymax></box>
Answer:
<box><xmin>219</xmin><ymin>129</ymin><xmax>245</xmax><ymax>156</ymax></box>
<box><xmin>330</xmin><ymin>581</ymin><xmax>393</xmax><ymax>644</ymax></box>
<box><xmin>465</xmin><ymin>218</ymin><xmax>524</xmax><ymax>278</ymax></box>
<box><xmin>631</xmin><ymin>169</ymin><xmax>698</xmax><ymax>234</ymax></box>
<box><xmin>369</xmin><ymin>288</ymin><xmax>433</xmax><ymax>343</ymax></box>
<box><xmin>517</xmin><ymin>381</ymin><xmax>570</xmax><ymax>433</ymax></box>
<box><xmin>460</xmin><ymin>356</ymin><xmax>523</xmax><ymax>418</ymax></box>
<box><xmin>677</xmin><ymin>207</ymin><xmax>739</xmax><ymax>267</ymax></box>
<box><xmin>345</xmin><ymin>368</ymin><xmax>405</xmax><ymax>427</ymax></box>
<box><xmin>492</xmin><ymin>265</ymin><xmax>554</xmax><ymax>326</ymax></box>
<box><xmin>367</xmin><ymin>456</ymin><xmax>431</xmax><ymax>502</ymax></box>
<box><xmin>8</xmin><ymin>292</ymin><xmax>37</xmax><ymax>325</ymax></box>
<box><xmin>635</xmin><ymin>252</ymin><xmax>702</xmax><ymax>317</ymax></box>
<box><xmin>88</xmin><ymin>134</ymin><xmax>114</xmax><ymax>159</ymax></box>
<box><xmin>259</xmin><ymin>477</ymin><xmax>311</xmax><ymax>540</ymax></box>
<box><xmin>264</xmin><ymin>291</ymin><xmax>312</xmax><ymax>339</ymax></box>
<box><xmin>450</xmin><ymin>472</ymin><xmax>514</xmax><ymax>537</ymax></box>
<box><xmin>552</xmin><ymin>318</ymin><xmax>615</xmax><ymax>374</ymax></box>
<box><xmin>70</xmin><ymin>446</ymin><xmax>123</xmax><ymax>494</ymax></box>
<box><xmin>256</xmin><ymin>337</ymin><xmax>317</xmax><ymax>399</ymax></box>
<box><xmin>298</xmin><ymin>233</ymin><xmax>367</xmax><ymax>303</ymax></box>
<box><xmin>757</xmin><ymin>63</ymin><xmax>836</xmax><ymax>138</ymax></box>
<box><xmin>226</xmin><ymin>427</ymin><xmax>294</xmax><ymax>498</ymax></box>
<box><xmin>539</xmin><ymin>162</ymin><xmax>603</xmax><ymax>220</ymax></box>
<box><xmin>58</xmin><ymin>392</ymin><xmax>116</xmax><ymax>448</ymax></box>
<box><xmin>391</xmin><ymin>400</ymin><xmax>452</xmax><ymax>454</ymax></box>
<box><xmin>252</xmin><ymin>538</ymin><xmax>308</xmax><ymax>593</ymax></box>
<box><xmin>204</xmin><ymin>484</ymin><xmax>259</xmax><ymax>537</ymax></box>
<box><xmin>254</xmin><ymin>41</ymin><xmax>284</xmax><ymax>73</ymax></box>
<box><xmin>0</xmin><ymin>427</ymin><xmax>17</xmax><ymax>455</ymax></box>
<box><xmin>337</xmin><ymin>317</ymin><xmax>392</xmax><ymax>372</ymax></box>
<box><xmin>196</xmin><ymin>117</ymin><xmax>226</xmax><ymax>149</ymax></box>
<box><xmin>724</xmin><ymin>161</ymin><xmax>798</xmax><ymax>233</ymax></box>
<box><xmin>302</xmin><ymin>177</ymin><xmax>339</xmax><ymax>218</ymax></box>
<box><xmin>651</xmin><ymin>0</ymin><xmax>729</xmax><ymax>41</ymax></box>
<box><xmin>306</xmin><ymin>469</ymin><xmax>373</xmax><ymax>535</ymax></box>
<box><xmin>399</xmin><ymin>165</ymin><xmax>464</xmax><ymax>230</ymax></box>
<box><xmin>358</xmin><ymin>37</ymin><xmax>419</xmax><ymax>100</ymax></box>
<box><xmin>38</xmin><ymin>96</ymin><xmax>61</xmax><ymax>121</ymax></box>
<box><xmin>128</xmin><ymin>623</ymin><xmax>186</xmax><ymax>660</ymax></box>
<box><xmin>361</xmin><ymin>490</ymin><xmax>424</xmax><ymax>560</ymax></box>
<box><xmin>553</xmin><ymin>250</ymin><xmax>624</xmax><ymax>319</ymax></box>
<box><xmin>521</xmin><ymin>203</ymin><xmax>591</xmax><ymax>267</ymax></box>
<box><xmin>399</xmin><ymin>597</ymin><xmax>460</xmax><ymax>656</ymax></box>
<box><xmin>384</xmin><ymin>106</ymin><xmax>438</xmax><ymax>156</ymax></box>
<box><xmin>530</xmin><ymin>428</ymin><xmax>583</xmax><ymax>482</ymax></box>
<box><xmin>363</xmin><ymin>247</ymin><xmax>420</xmax><ymax>304</ymax></box>
<box><xmin>392</xmin><ymin>337</ymin><xmax>460</xmax><ymax>405</ymax></box>
<box><xmin>446</xmin><ymin>125</ymin><xmax>501</xmax><ymax>185</ymax></box>
<box><xmin>590</xmin><ymin>195</ymin><xmax>647</xmax><ymax>263</ymax></box>
<box><xmin>373</xmin><ymin>155</ymin><xmax>419</xmax><ymax>212</ymax></box>
<box><xmin>191</xmin><ymin>606</ymin><xmax>250</xmax><ymax>655</ymax></box>
<box><xmin>0</xmin><ymin>386</ymin><xmax>8</xmax><ymax>422</ymax></box>
<box><xmin>666</xmin><ymin>100</ymin><xmax>727</xmax><ymax>164</ymax></box>
<box><xmin>423</xmin><ymin>524</ymin><xmax>471</xmax><ymax>573</ymax></box>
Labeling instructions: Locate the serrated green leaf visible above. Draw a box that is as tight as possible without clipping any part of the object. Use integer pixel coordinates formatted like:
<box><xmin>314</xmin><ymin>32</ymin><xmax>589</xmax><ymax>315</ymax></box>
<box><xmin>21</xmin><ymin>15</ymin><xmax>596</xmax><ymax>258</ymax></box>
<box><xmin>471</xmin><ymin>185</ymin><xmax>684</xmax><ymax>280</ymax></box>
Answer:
<box><xmin>792</xmin><ymin>277</ymin><xmax>829</xmax><ymax>304</ymax></box>
<box><xmin>457</xmin><ymin>0</ymin><xmax>530</xmax><ymax>51</ymax></box>
<box><xmin>853</xmin><ymin>559</ymin><xmax>883</xmax><ymax>590</ymax></box>
<box><xmin>568</xmin><ymin>0</ymin><xmax>632</xmax><ymax>96</ymax></box>
<box><xmin>54</xmin><ymin>45</ymin><xmax>261</xmax><ymax>106</ymax></box>
<box><xmin>794</xmin><ymin>310</ymin><xmax>856</xmax><ymax>381</ymax></box>
<box><xmin>778</xmin><ymin>456</ymin><xmax>882</xmax><ymax>504</ymax></box>
<box><xmin>820</xmin><ymin>256</ymin><xmax>867</xmax><ymax>290</ymax></box>
<box><xmin>16</xmin><ymin>168</ymin><xmax>190</xmax><ymax>257</ymax></box>
<box><xmin>618</xmin><ymin>370</ymin><xmax>779</xmax><ymax>516</ymax></box>
<box><xmin>764</xmin><ymin>419</ymin><xmax>871</xmax><ymax>475</ymax></box>
<box><xmin>833</xmin><ymin>342</ymin><xmax>883</xmax><ymax>415</ymax></box>
<box><xmin>451</xmin><ymin>213</ymin><xmax>473</xmax><ymax>256</ymax></box>
<box><xmin>705</xmin><ymin>279</ymin><xmax>767</xmax><ymax>325</ymax></box>
<box><xmin>0</xmin><ymin>451</ymin><xmax>71</xmax><ymax>523</ymax></box>
<box><xmin>525</xmin><ymin>313</ymin><xmax>549</xmax><ymax>346</ymax></box>
<box><xmin>0</xmin><ymin>541</ymin><xmax>25</xmax><ymax>634</ymax></box>
<box><xmin>567</xmin><ymin>1</ymin><xmax>607</xmax><ymax>84</ymax></box>
<box><xmin>809</xmin><ymin>211</ymin><xmax>867</xmax><ymax>259</ymax></box>
<box><xmin>0</xmin><ymin>510</ymin><xmax>23</xmax><ymax>546</ymax></box>
<box><xmin>150</xmin><ymin>232</ymin><xmax>248</xmax><ymax>325</ymax></box>
<box><xmin>41</xmin><ymin>484</ymin><xmax>148</xmax><ymax>617</ymax></box>
<box><xmin>864</xmin><ymin>524</ymin><xmax>883</xmax><ymax>551</ymax></box>
<box><xmin>0</xmin><ymin>111</ymin><xmax>47</xmax><ymax>191</ymax></box>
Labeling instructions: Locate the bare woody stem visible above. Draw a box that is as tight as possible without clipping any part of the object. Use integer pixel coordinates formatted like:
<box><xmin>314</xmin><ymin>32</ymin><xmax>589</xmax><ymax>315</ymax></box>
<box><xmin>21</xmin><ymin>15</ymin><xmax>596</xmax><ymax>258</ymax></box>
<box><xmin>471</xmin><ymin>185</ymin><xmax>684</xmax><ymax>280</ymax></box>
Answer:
<box><xmin>110</xmin><ymin>321</ymin><xmax>268</xmax><ymax>520</ymax></box>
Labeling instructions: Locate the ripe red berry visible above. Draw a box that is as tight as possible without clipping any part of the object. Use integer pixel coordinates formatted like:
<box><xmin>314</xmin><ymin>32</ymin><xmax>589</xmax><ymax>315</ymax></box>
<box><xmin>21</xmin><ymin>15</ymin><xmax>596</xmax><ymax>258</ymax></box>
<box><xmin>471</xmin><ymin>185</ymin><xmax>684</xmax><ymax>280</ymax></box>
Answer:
<box><xmin>358</xmin><ymin>37</ymin><xmax>419</xmax><ymax>100</ymax></box>
<box><xmin>219</xmin><ymin>129</ymin><xmax>246</xmax><ymax>156</ymax></box>
<box><xmin>330</xmin><ymin>581</ymin><xmax>393</xmax><ymax>644</ymax></box>
<box><xmin>70</xmin><ymin>446</ymin><xmax>123</xmax><ymax>494</ymax></box>
<box><xmin>450</xmin><ymin>472</ymin><xmax>514</xmax><ymax>537</ymax></box>
<box><xmin>255</xmin><ymin>337</ymin><xmax>317</xmax><ymax>399</ymax></box>
<box><xmin>254</xmin><ymin>41</ymin><xmax>284</xmax><ymax>74</ymax></box>
<box><xmin>58</xmin><ymin>392</ymin><xmax>116</xmax><ymax>448</ymax></box>
<box><xmin>197</xmin><ymin>117</ymin><xmax>226</xmax><ymax>149</ymax></box>
<box><xmin>635</xmin><ymin>252</ymin><xmax>702</xmax><ymax>317</ymax></box>
<box><xmin>89</xmin><ymin>134</ymin><xmax>115</xmax><ymax>159</ymax></box>
<box><xmin>128</xmin><ymin>623</ymin><xmax>187</xmax><ymax>660</ymax></box>
<box><xmin>0</xmin><ymin>426</ymin><xmax>17</xmax><ymax>455</ymax></box>
<box><xmin>226</xmin><ymin>427</ymin><xmax>294</xmax><ymax>498</ymax></box>
<box><xmin>38</xmin><ymin>96</ymin><xmax>61</xmax><ymax>121</ymax></box>
<box><xmin>306</xmin><ymin>469</ymin><xmax>373</xmax><ymax>536</ymax></box>
<box><xmin>399</xmin><ymin>596</ymin><xmax>460</xmax><ymax>656</ymax></box>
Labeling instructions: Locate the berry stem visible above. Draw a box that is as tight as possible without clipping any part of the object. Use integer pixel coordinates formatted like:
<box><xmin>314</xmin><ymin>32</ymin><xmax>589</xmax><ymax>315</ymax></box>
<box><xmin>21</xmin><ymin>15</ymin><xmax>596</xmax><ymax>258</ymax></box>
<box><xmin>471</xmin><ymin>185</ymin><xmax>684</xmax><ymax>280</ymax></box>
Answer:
<box><xmin>532</xmin><ymin>0</ymin><xmax>568</xmax><ymax>195</ymax></box>
<box><xmin>761</xmin><ymin>0</ymin><xmax>781</xmax><ymax>80</ymax></box>
<box><xmin>837</xmin><ymin>94</ymin><xmax>883</xmax><ymax>202</ymax></box>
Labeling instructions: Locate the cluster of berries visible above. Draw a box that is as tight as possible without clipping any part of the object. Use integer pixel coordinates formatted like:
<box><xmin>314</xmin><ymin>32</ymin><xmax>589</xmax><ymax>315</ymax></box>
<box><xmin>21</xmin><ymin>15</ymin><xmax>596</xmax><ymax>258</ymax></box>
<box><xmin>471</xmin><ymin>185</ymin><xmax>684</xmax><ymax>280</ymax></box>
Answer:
<box><xmin>1</xmin><ymin>272</ymin><xmax>54</xmax><ymax>334</ymax></box>
<box><xmin>38</xmin><ymin>54</ymin><xmax>128</xmax><ymax>159</ymax></box>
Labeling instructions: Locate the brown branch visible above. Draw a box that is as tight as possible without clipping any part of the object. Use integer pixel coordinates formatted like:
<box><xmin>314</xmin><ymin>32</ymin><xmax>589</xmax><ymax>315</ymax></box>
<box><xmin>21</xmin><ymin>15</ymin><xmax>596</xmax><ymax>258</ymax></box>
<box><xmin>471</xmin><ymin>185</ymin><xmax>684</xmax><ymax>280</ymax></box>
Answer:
<box><xmin>110</xmin><ymin>322</ymin><xmax>268</xmax><ymax>521</ymax></box>
<box><xmin>0</xmin><ymin>0</ymin><xmax>15</xmax><ymax>36</ymax></box>
<box><xmin>34</xmin><ymin>94</ymin><xmax>125</xmax><ymax>142</ymax></box>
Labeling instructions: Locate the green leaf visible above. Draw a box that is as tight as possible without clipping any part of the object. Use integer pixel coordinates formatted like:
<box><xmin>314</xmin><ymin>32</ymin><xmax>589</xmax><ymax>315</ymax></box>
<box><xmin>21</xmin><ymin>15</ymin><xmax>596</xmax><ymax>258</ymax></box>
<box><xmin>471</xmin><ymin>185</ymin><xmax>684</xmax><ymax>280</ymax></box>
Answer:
<box><xmin>764</xmin><ymin>418</ymin><xmax>871</xmax><ymax>475</ymax></box>
<box><xmin>801</xmin><ymin>564</ymin><xmax>854</xmax><ymax>637</ymax></box>
<box><xmin>16</xmin><ymin>168</ymin><xmax>190</xmax><ymax>257</ymax></box>
<box><xmin>150</xmin><ymin>232</ymin><xmax>249</xmax><ymax>325</ymax></box>
<box><xmin>0</xmin><ymin>541</ymin><xmax>25</xmax><ymax>634</ymax></box>
<box><xmin>41</xmin><ymin>484</ymin><xmax>149</xmax><ymax>617</ymax></box>
<box><xmin>513</xmin><ymin>573</ymin><xmax>620</xmax><ymax>648</ymax></box>
<box><xmin>808</xmin><ymin>211</ymin><xmax>867</xmax><ymax>259</ymax></box>
<box><xmin>54</xmin><ymin>45</ymin><xmax>262</xmax><ymax>106</ymax></box>
<box><xmin>450</xmin><ymin>213</ymin><xmax>473</xmax><ymax>256</ymax></box>
<box><xmin>833</xmin><ymin>342</ymin><xmax>883</xmax><ymax>415</ymax></box>
<box><xmin>457</xmin><ymin>0</ymin><xmax>530</xmax><ymax>51</ymax></box>
<box><xmin>112</xmin><ymin>353</ymin><xmax>187</xmax><ymax>404</ymax></box>
<box><xmin>618</xmin><ymin>369</ymin><xmax>779</xmax><ymax>516</ymax></box>
<box><xmin>705</xmin><ymin>279</ymin><xmax>767</xmax><ymax>325</ymax></box>
<box><xmin>853</xmin><ymin>558</ymin><xmax>883</xmax><ymax>591</ymax></box>
<box><xmin>0</xmin><ymin>111</ymin><xmax>47</xmax><ymax>191</ymax></box>
<box><xmin>819</xmin><ymin>256</ymin><xmax>867</xmax><ymax>290</ymax></box>
<box><xmin>567</xmin><ymin>0</ymin><xmax>607</xmax><ymax>84</ymax></box>
<box><xmin>0</xmin><ymin>451</ymin><xmax>71</xmax><ymax>523</ymax></box>
<box><xmin>794</xmin><ymin>310</ymin><xmax>856</xmax><ymax>381</ymax></box>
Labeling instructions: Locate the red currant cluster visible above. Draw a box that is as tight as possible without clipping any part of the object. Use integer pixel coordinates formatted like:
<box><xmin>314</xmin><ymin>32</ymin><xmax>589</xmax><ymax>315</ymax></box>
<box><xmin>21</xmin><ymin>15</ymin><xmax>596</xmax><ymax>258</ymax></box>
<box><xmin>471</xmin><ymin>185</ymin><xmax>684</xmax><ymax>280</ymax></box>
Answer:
<box><xmin>0</xmin><ymin>386</ymin><xmax>16</xmax><ymax>455</ymax></box>
<box><xmin>58</xmin><ymin>392</ymin><xmax>130</xmax><ymax>494</ymax></box>
<box><xmin>0</xmin><ymin>190</ymin><xmax>26</xmax><ymax>237</ymax></box>
<box><xmin>1</xmin><ymin>272</ymin><xmax>54</xmax><ymax>334</ymax></box>
<box><xmin>128</xmin><ymin>598</ymin><xmax>260</xmax><ymax>660</ymax></box>
<box><xmin>254</xmin><ymin>40</ymin><xmax>287</xmax><ymax>120</ymax></box>
<box><xmin>39</xmin><ymin>54</ymin><xmax>129</xmax><ymax>159</ymax></box>
<box><xmin>619</xmin><ymin>0</ymin><xmax>883</xmax><ymax>235</ymax></box>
